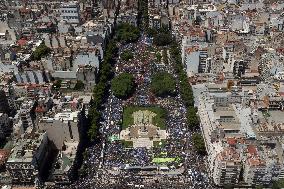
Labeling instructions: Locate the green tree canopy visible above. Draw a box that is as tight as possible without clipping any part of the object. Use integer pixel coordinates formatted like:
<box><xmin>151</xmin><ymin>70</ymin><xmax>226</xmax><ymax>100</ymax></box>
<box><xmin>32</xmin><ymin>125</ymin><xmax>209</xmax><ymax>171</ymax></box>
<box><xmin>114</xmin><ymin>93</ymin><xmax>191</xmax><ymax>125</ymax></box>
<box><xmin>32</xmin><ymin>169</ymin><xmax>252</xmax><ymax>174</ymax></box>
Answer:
<box><xmin>156</xmin><ymin>52</ymin><xmax>162</xmax><ymax>62</ymax></box>
<box><xmin>121</xmin><ymin>50</ymin><xmax>134</xmax><ymax>61</ymax></box>
<box><xmin>31</xmin><ymin>43</ymin><xmax>51</xmax><ymax>60</ymax></box>
<box><xmin>186</xmin><ymin>106</ymin><xmax>200</xmax><ymax>129</ymax></box>
<box><xmin>170</xmin><ymin>43</ymin><xmax>194</xmax><ymax>107</ymax></box>
<box><xmin>116</xmin><ymin>23</ymin><xmax>140</xmax><ymax>43</ymax></box>
<box><xmin>192</xmin><ymin>133</ymin><xmax>206</xmax><ymax>155</ymax></box>
<box><xmin>111</xmin><ymin>73</ymin><xmax>135</xmax><ymax>99</ymax></box>
<box><xmin>151</xmin><ymin>72</ymin><xmax>176</xmax><ymax>97</ymax></box>
<box><xmin>74</xmin><ymin>80</ymin><xmax>85</xmax><ymax>90</ymax></box>
<box><xmin>147</xmin><ymin>27</ymin><xmax>173</xmax><ymax>46</ymax></box>
<box><xmin>153</xmin><ymin>32</ymin><xmax>173</xmax><ymax>46</ymax></box>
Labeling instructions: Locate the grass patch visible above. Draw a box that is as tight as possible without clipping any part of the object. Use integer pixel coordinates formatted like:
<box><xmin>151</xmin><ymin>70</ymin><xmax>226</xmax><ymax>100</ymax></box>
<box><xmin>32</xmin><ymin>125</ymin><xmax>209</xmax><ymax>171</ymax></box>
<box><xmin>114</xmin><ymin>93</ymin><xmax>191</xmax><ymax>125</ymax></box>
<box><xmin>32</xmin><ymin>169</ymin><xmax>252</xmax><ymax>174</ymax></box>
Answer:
<box><xmin>156</xmin><ymin>52</ymin><xmax>162</xmax><ymax>62</ymax></box>
<box><xmin>262</xmin><ymin>111</ymin><xmax>270</xmax><ymax>118</ymax></box>
<box><xmin>121</xmin><ymin>140</ymin><xmax>133</xmax><ymax>148</ymax></box>
<box><xmin>122</xmin><ymin>106</ymin><xmax>167</xmax><ymax>130</ymax></box>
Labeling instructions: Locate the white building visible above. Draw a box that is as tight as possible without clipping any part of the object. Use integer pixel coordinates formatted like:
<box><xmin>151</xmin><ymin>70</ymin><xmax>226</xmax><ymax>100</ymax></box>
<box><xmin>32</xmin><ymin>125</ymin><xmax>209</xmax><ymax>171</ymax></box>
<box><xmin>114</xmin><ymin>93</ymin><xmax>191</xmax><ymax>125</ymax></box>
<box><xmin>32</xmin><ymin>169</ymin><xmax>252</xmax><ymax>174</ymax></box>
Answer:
<box><xmin>60</xmin><ymin>1</ymin><xmax>80</xmax><ymax>24</ymax></box>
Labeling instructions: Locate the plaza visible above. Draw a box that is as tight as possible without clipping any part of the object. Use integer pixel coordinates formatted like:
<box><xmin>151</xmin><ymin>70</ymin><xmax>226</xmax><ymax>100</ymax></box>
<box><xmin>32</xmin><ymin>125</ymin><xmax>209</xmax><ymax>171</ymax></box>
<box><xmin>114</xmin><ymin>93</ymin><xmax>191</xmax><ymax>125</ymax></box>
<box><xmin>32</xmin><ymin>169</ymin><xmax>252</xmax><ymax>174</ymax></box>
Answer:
<box><xmin>120</xmin><ymin>109</ymin><xmax>167</xmax><ymax>148</ymax></box>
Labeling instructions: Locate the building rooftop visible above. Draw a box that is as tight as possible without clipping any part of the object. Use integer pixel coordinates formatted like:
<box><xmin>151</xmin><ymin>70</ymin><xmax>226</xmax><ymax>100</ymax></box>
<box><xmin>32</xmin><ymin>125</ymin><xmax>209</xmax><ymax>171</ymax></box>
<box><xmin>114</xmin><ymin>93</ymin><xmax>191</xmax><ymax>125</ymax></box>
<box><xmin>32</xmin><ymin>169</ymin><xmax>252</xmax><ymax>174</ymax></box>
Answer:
<box><xmin>7</xmin><ymin>133</ymin><xmax>46</xmax><ymax>163</ymax></box>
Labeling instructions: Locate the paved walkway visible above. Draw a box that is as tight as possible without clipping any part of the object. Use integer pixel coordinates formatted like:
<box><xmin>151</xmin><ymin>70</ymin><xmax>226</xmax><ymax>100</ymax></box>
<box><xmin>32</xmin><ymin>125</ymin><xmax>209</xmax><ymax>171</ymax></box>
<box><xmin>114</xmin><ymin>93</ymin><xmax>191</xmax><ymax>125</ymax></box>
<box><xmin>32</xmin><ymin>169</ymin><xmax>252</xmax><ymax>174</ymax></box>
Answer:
<box><xmin>133</xmin><ymin>138</ymin><xmax>153</xmax><ymax>149</ymax></box>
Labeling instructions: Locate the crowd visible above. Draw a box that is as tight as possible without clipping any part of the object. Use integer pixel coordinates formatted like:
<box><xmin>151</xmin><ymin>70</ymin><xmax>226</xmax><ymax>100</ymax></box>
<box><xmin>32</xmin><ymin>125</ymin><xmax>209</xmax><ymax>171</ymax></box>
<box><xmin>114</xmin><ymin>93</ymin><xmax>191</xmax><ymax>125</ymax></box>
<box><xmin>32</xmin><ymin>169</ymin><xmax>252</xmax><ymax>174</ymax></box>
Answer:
<box><xmin>72</xmin><ymin>36</ymin><xmax>213</xmax><ymax>188</ymax></box>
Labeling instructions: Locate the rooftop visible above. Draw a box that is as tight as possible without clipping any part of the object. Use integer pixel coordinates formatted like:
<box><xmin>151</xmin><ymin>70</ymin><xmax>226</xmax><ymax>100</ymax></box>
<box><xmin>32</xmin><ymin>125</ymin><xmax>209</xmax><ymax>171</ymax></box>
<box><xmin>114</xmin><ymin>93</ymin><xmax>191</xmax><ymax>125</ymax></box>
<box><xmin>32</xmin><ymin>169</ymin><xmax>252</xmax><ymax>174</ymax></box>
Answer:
<box><xmin>7</xmin><ymin>133</ymin><xmax>46</xmax><ymax>163</ymax></box>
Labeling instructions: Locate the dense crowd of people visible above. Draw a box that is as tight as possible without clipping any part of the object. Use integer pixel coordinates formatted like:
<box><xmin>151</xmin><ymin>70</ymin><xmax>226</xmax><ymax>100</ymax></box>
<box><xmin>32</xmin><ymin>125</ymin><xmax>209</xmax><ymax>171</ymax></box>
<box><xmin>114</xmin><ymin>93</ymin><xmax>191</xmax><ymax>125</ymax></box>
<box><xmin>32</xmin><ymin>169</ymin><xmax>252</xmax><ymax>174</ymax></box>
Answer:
<box><xmin>72</xmin><ymin>36</ymin><xmax>213</xmax><ymax>188</ymax></box>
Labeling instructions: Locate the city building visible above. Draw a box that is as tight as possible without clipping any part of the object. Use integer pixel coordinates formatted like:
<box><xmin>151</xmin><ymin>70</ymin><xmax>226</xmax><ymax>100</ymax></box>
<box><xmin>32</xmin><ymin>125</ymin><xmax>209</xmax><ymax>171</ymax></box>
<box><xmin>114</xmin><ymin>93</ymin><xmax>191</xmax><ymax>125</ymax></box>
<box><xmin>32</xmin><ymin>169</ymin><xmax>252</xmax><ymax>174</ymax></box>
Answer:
<box><xmin>6</xmin><ymin>132</ymin><xmax>49</xmax><ymax>185</ymax></box>
<box><xmin>60</xmin><ymin>1</ymin><xmax>80</xmax><ymax>24</ymax></box>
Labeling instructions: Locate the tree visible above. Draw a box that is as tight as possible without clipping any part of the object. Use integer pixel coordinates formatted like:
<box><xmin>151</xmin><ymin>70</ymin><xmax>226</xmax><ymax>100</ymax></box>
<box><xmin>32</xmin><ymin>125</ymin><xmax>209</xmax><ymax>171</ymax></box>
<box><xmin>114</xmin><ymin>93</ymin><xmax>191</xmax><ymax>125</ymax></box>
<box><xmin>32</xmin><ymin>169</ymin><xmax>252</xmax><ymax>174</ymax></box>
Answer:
<box><xmin>116</xmin><ymin>23</ymin><xmax>140</xmax><ymax>43</ymax></box>
<box><xmin>138</xmin><ymin>0</ymin><xmax>149</xmax><ymax>29</ymax></box>
<box><xmin>255</xmin><ymin>185</ymin><xmax>263</xmax><ymax>189</ymax></box>
<box><xmin>186</xmin><ymin>106</ymin><xmax>199</xmax><ymax>129</ymax></box>
<box><xmin>121</xmin><ymin>50</ymin><xmax>134</xmax><ymax>61</ymax></box>
<box><xmin>192</xmin><ymin>133</ymin><xmax>206</xmax><ymax>155</ymax></box>
<box><xmin>223</xmin><ymin>185</ymin><xmax>234</xmax><ymax>189</ymax></box>
<box><xmin>74</xmin><ymin>80</ymin><xmax>85</xmax><ymax>90</ymax></box>
<box><xmin>92</xmin><ymin>82</ymin><xmax>106</xmax><ymax>108</ymax></box>
<box><xmin>151</xmin><ymin>72</ymin><xmax>176</xmax><ymax>97</ymax></box>
<box><xmin>156</xmin><ymin>52</ymin><xmax>162</xmax><ymax>62</ymax></box>
<box><xmin>148</xmin><ymin>27</ymin><xmax>173</xmax><ymax>46</ymax></box>
<box><xmin>153</xmin><ymin>32</ymin><xmax>173</xmax><ymax>46</ymax></box>
<box><xmin>111</xmin><ymin>73</ymin><xmax>135</xmax><ymax>99</ymax></box>
<box><xmin>146</xmin><ymin>28</ymin><xmax>157</xmax><ymax>37</ymax></box>
<box><xmin>31</xmin><ymin>43</ymin><xmax>51</xmax><ymax>60</ymax></box>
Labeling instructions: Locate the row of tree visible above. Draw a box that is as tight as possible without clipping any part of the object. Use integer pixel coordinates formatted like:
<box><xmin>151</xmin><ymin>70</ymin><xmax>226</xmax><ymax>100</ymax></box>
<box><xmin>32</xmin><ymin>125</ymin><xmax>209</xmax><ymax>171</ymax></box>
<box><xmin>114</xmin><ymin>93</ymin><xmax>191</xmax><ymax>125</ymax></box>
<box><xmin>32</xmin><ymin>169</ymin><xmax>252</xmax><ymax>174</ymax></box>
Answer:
<box><xmin>78</xmin><ymin>2</ymin><xmax>145</xmax><ymax>179</ymax></box>
<box><xmin>192</xmin><ymin>133</ymin><xmax>206</xmax><ymax>155</ymax></box>
<box><xmin>137</xmin><ymin>0</ymin><xmax>149</xmax><ymax>29</ymax></box>
<box><xmin>87</xmin><ymin>39</ymin><xmax>117</xmax><ymax>141</ymax></box>
<box><xmin>146</xmin><ymin>27</ymin><xmax>173</xmax><ymax>46</ymax></box>
<box><xmin>116</xmin><ymin>23</ymin><xmax>140</xmax><ymax>44</ymax></box>
<box><xmin>169</xmin><ymin>42</ymin><xmax>205</xmax><ymax>154</ymax></box>
<box><xmin>88</xmin><ymin>23</ymin><xmax>141</xmax><ymax>140</ymax></box>
<box><xmin>169</xmin><ymin>43</ymin><xmax>195</xmax><ymax>111</ymax></box>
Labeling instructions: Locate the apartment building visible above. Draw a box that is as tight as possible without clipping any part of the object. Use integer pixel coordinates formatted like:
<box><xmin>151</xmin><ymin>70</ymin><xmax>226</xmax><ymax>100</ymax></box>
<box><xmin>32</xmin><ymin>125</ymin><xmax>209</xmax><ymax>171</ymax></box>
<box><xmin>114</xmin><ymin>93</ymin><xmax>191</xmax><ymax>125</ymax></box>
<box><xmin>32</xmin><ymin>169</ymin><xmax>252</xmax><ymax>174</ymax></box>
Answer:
<box><xmin>213</xmin><ymin>147</ymin><xmax>242</xmax><ymax>186</ymax></box>
<box><xmin>13</xmin><ymin>101</ymin><xmax>34</xmax><ymax>137</ymax></box>
<box><xmin>197</xmin><ymin>84</ymin><xmax>284</xmax><ymax>186</ymax></box>
<box><xmin>117</xmin><ymin>10</ymin><xmax>138</xmax><ymax>27</ymax></box>
<box><xmin>60</xmin><ymin>1</ymin><xmax>80</xmax><ymax>24</ymax></box>
<box><xmin>6</xmin><ymin>132</ymin><xmax>49</xmax><ymax>184</ymax></box>
<box><xmin>243</xmin><ymin>143</ymin><xmax>282</xmax><ymax>185</ymax></box>
<box><xmin>198</xmin><ymin>49</ymin><xmax>210</xmax><ymax>73</ymax></box>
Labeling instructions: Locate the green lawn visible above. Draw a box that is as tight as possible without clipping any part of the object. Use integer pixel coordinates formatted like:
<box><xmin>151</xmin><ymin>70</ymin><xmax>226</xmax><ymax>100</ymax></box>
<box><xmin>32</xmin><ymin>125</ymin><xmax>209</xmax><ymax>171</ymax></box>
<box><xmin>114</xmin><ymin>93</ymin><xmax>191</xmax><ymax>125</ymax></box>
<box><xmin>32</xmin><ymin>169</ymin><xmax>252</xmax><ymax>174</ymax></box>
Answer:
<box><xmin>121</xmin><ymin>140</ymin><xmax>133</xmax><ymax>148</ymax></box>
<box><xmin>262</xmin><ymin>111</ymin><xmax>270</xmax><ymax>118</ymax></box>
<box><xmin>122</xmin><ymin>106</ymin><xmax>167</xmax><ymax>130</ymax></box>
